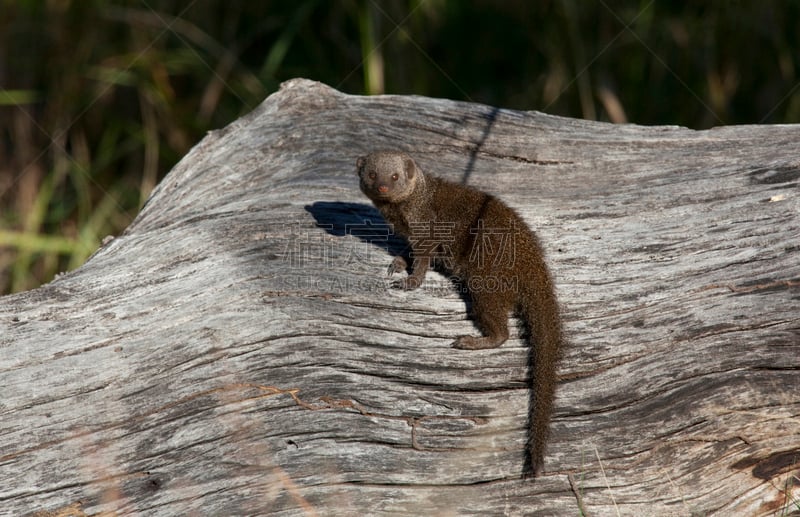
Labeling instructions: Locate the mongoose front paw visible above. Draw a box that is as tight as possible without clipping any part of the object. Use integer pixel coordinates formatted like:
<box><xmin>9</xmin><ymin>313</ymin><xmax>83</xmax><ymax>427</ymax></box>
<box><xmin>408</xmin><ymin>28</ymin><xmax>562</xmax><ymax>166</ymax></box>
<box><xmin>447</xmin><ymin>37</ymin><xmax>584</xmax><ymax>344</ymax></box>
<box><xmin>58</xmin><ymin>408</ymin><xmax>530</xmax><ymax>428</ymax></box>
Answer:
<box><xmin>387</xmin><ymin>256</ymin><xmax>408</xmax><ymax>276</ymax></box>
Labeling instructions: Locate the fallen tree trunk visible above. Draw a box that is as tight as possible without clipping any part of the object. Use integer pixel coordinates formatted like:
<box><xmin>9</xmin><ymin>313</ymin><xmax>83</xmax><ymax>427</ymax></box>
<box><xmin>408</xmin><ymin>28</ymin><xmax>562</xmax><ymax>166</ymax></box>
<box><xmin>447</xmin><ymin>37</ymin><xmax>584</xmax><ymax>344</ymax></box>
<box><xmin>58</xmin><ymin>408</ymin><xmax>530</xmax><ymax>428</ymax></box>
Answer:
<box><xmin>1</xmin><ymin>78</ymin><xmax>798</xmax><ymax>516</ymax></box>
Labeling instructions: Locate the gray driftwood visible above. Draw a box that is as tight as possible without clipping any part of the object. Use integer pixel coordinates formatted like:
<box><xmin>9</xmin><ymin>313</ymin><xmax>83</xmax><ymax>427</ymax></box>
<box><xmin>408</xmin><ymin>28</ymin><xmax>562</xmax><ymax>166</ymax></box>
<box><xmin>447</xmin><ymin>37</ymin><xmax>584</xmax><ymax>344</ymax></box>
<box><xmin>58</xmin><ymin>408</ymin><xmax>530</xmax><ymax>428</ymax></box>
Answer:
<box><xmin>1</xmin><ymin>78</ymin><xmax>799</xmax><ymax>516</ymax></box>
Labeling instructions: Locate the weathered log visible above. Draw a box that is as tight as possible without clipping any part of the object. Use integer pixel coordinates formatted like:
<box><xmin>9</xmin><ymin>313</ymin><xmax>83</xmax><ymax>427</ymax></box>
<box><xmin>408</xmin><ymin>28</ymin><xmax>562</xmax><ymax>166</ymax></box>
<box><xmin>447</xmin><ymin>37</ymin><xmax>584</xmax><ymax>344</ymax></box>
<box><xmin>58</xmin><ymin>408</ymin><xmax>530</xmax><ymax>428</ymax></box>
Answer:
<box><xmin>1</xmin><ymin>78</ymin><xmax>798</xmax><ymax>516</ymax></box>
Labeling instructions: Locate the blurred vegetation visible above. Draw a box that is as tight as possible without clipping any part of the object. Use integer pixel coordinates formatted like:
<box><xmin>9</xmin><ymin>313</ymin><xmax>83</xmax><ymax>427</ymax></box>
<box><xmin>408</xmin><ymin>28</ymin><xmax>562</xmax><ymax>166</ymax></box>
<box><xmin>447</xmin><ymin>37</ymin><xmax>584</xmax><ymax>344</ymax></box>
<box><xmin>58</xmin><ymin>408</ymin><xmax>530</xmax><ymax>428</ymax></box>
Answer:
<box><xmin>1</xmin><ymin>0</ymin><xmax>799</xmax><ymax>294</ymax></box>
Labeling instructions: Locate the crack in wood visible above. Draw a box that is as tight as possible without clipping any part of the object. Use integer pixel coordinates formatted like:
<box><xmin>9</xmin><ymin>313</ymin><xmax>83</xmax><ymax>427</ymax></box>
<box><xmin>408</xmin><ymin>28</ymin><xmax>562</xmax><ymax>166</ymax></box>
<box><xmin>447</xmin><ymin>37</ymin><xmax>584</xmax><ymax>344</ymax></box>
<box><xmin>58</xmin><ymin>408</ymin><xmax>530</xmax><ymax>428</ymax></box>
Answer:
<box><xmin>731</xmin><ymin>448</ymin><xmax>800</xmax><ymax>480</ymax></box>
<box><xmin>559</xmin><ymin>350</ymin><xmax>651</xmax><ymax>382</ymax></box>
<box><xmin>299</xmin><ymin>395</ymin><xmax>488</xmax><ymax>452</ymax></box>
<box><xmin>472</xmin><ymin>147</ymin><xmax>575</xmax><ymax>165</ymax></box>
<box><xmin>697</xmin><ymin>278</ymin><xmax>800</xmax><ymax>294</ymax></box>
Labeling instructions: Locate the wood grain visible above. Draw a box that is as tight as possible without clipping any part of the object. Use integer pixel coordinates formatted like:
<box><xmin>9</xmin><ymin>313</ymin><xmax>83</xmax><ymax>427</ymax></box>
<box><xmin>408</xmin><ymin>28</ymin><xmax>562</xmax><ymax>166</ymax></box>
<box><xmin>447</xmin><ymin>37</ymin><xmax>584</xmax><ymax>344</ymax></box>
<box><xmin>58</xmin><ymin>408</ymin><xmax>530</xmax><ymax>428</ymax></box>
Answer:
<box><xmin>2</xmin><ymin>78</ymin><xmax>798</xmax><ymax>516</ymax></box>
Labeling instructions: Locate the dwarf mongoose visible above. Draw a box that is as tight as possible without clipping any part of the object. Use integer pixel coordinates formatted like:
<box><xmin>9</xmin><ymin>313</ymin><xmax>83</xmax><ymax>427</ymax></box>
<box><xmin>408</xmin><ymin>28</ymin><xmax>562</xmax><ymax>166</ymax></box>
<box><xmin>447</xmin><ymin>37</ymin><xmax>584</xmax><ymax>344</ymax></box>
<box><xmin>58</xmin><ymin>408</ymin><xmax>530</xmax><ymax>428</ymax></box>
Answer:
<box><xmin>356</xmin><ymin>150</ymin><xmax>563</xmax><ymax>477</ymax></box>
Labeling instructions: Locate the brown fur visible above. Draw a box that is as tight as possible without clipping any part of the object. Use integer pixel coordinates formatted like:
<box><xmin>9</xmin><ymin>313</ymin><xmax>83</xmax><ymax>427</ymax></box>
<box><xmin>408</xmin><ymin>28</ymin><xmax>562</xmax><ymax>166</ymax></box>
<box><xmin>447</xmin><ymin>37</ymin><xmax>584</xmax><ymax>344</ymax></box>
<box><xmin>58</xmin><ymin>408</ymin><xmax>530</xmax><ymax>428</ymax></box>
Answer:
<box><xmin>356</xmin><ymin>151</ymin><xmax>563</xmax><ymax>477</ymax></box>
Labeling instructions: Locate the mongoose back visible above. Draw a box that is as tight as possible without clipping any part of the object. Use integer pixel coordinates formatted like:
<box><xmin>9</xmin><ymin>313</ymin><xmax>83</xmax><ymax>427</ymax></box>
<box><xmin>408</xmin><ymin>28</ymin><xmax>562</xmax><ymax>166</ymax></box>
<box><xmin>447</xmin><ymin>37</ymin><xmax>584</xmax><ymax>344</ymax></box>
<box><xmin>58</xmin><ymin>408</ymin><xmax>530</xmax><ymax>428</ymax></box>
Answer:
<box><xmin>356</xmin><ymin>150</ymin><xmax>563</xmax><ymax>477</ymax></box>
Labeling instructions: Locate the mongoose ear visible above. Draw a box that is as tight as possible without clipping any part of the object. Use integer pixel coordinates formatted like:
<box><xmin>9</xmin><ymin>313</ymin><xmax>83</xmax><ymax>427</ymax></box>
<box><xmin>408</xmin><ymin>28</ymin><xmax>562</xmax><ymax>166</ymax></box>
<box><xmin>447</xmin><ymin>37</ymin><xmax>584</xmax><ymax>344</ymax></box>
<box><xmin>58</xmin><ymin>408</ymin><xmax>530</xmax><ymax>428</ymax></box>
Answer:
<box><xmin>403</xmin><ymin>155</ymin><xmax>417</xmax><ymax>179</ymax></box>
<box><xmin>356</xmin><ymin>156</ymin><xmax>366</xmax><ymax>173</ymax></box>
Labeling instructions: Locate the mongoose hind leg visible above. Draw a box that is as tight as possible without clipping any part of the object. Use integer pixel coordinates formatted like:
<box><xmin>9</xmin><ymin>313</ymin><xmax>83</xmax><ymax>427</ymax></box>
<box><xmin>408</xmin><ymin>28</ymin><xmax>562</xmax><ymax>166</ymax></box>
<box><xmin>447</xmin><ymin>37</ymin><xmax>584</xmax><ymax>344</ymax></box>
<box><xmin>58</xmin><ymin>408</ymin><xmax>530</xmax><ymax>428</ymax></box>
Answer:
<box><xmin>452</xmin><ymin>290</ymin><xmax>511</xmax><ymax>350</ymax></box>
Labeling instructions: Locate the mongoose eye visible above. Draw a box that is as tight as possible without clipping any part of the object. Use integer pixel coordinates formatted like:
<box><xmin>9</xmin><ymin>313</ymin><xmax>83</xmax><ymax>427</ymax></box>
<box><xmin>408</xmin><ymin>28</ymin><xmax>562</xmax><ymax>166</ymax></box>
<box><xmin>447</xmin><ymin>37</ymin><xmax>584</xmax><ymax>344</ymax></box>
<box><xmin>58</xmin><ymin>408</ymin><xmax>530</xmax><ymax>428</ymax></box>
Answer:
<box><xmin>391</xmin><ymin>173</ymin><xmax>399</xmax><ymax>181</ymax></box>
<box><xmin>368</xmin><ymin>172</ymin><xmax>377</xmax><ymax>180</ymax></box>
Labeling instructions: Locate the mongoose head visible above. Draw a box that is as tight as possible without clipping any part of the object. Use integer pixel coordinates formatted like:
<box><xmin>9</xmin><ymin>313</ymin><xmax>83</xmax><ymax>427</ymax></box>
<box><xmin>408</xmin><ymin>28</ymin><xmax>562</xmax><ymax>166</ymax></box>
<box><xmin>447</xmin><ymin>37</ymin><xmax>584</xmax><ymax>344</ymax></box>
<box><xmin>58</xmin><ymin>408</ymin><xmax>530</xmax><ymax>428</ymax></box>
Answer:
<box><xmin>356</xmin><ymin>151</ymin><xmax>420</xmax><ymax>203</ymax></box>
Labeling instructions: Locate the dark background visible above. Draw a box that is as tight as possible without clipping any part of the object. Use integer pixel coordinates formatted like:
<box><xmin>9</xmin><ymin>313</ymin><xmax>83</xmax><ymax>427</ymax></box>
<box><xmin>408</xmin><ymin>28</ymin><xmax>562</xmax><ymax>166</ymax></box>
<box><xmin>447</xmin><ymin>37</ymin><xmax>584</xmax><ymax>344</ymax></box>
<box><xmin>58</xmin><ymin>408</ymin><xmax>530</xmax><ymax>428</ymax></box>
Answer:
<box><xmin>1</xmin><ymin>1</ymin><xmax>798</xmax><ymax>293</ymax></box>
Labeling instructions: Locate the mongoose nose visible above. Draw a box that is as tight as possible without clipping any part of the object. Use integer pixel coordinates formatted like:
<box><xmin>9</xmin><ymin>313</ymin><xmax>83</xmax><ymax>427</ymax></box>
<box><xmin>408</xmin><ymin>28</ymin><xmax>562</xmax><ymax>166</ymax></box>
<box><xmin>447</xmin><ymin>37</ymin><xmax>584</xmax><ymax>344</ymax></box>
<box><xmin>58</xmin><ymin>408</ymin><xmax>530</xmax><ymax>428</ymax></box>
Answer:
<box><xmin>378</xmin><ymin>185</ymin><xmax>389</xmax><ymax>193</ymax></box>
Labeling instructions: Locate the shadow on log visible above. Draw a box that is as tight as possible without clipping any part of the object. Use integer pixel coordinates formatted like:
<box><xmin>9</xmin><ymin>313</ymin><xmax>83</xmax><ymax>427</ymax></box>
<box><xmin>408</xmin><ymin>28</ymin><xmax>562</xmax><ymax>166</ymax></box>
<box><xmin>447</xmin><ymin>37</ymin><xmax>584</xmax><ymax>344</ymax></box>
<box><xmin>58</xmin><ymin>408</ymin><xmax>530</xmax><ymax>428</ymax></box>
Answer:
<box><xmin>1</xmin><ymin>78</ymin><xmax>799</xmax><ymax>516</ymax></box>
